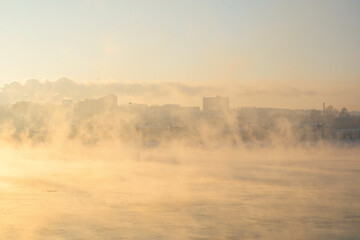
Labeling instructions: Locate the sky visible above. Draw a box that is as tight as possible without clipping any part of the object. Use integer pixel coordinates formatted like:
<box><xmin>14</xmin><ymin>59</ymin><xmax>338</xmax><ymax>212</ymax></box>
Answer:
<box><xmin>0</xmin><ymin>0</ymin><xmax>359</xmax><ymax>109</ymax></box>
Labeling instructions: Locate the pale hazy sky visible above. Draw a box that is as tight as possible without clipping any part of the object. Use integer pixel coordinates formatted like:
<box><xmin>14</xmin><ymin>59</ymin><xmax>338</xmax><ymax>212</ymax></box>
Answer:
<box><xmin>0</xmin><ymin>0</ymin><xmax>359</xmax><ymax>109</ymax></box>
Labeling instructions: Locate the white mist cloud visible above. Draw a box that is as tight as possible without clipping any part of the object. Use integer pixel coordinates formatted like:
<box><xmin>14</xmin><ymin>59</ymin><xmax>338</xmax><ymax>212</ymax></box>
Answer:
<box><xmin>2</xmin><ymin>78</ymin><xmax>356</xmax><ymax>111</ymax></box>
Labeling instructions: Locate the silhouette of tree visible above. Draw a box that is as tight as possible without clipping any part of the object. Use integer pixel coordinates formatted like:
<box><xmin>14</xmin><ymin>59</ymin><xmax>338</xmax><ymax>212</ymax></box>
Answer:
<box><xmin>339</xmin><ymin>107</ymin><xmax>350</xmax><ymax>118</ymax></box>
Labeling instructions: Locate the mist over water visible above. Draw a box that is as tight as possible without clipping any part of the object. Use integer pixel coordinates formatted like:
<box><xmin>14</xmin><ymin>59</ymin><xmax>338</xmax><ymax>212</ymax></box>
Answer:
<box><xmin>1</xmin><ymin>140</ymin><xmax>360</xmax><ymax>240</ymax></box>
<box><xmin>0</xmin><ymin>80</ymin><xmax>359</xmax><ymax>239</ymax></box>
<box><xmin>1</xmin><ymin>0</ymin><xmax>360</xmax><ymax>238</ymax></box>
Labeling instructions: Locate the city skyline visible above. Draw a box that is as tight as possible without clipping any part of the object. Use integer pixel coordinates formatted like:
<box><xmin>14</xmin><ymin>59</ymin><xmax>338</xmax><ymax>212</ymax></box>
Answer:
<box><xmin>0</xmin><ymin>77</ymin><xmax>358</xmax><ymax>111</ymax></box>
<box><xmin>1</xmin><ymin>2</ymin><xmax>360</xmax><ymax>238</ymax></box>
<box><xmin>0</xmin><ymin>1</ymin><xmax>359</xmax><ymax>110</ymax></box>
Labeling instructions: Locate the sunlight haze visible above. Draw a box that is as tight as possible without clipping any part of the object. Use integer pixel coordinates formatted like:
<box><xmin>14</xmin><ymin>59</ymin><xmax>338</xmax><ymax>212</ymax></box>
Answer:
<box><xmin>0</xmin><ymin>1</ymin><xmax>360</xmax><ymax>239</ymax></box>
<box><xmin>0</xmin><ymin>0</ymin><xmax>359</xmax><ymax>109</ymax></box>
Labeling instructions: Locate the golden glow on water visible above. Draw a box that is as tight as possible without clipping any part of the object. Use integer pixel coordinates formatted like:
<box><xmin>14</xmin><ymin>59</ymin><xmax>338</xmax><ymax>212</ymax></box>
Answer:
<box><xmin>1</xmin><ymin>145</ymin><xmax>360</xmax><ymax>239</ymax></box>
<box><xmin>0</xmin><ymin>1</ymin><xmax>359</xmax><ymax>239</ymax></box>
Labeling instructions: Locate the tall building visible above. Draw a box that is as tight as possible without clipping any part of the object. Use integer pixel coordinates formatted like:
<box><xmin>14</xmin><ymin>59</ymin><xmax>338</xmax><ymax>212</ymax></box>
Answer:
<box><xmin>75</xmin><ymin>94</ymin><xmax>117</xmax><ymax>117</ymax></box>
<box><xmin>203</xmin><ymin>96</ymin><xmax>229</xmax><ymax>113</ymax></box>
